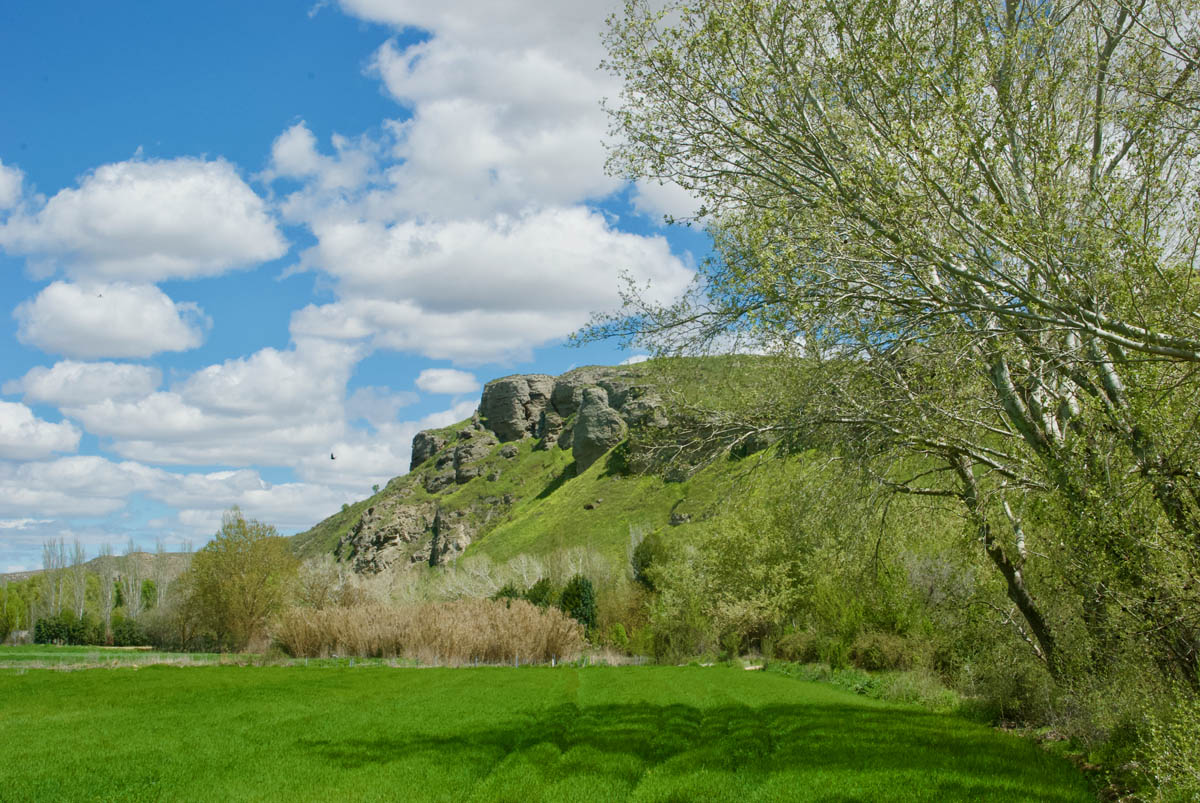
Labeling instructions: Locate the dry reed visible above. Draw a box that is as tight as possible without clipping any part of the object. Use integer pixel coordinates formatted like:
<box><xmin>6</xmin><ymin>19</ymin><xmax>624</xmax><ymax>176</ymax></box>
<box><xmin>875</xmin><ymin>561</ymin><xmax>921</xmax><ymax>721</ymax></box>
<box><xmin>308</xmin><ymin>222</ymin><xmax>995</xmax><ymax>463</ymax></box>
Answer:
<box><xmin>272</xmin><ymin>599</ymin><xmax>584</xmax><ymax>664</ymax></box>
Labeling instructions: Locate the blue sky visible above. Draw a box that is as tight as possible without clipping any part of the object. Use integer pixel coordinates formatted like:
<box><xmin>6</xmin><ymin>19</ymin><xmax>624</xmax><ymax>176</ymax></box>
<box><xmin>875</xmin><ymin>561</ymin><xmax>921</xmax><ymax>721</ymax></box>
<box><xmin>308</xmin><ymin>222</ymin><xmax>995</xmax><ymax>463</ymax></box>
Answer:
<box><xmin>0</xmin><ymin>0</ymin><xmax>705</xmax><ymax>571</ymax></box>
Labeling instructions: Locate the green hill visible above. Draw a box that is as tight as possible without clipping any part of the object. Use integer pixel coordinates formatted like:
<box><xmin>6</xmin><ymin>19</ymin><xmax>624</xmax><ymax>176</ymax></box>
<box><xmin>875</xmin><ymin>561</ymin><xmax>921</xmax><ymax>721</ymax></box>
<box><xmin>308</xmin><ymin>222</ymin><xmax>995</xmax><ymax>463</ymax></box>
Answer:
<box><xmin>290</xmin><ymin>357</ymin><xmax>783</xmax><ymax>574</ymax></box>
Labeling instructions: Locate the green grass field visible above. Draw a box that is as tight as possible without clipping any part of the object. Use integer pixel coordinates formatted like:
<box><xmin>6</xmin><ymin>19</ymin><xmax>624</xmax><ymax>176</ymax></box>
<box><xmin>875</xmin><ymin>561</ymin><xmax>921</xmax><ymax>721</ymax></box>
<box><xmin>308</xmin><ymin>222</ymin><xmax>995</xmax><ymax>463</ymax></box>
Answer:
<box><xmin>0</xmin><ymin>662</ymin><xmax>1092</xmax><ymax>801</ymax></box>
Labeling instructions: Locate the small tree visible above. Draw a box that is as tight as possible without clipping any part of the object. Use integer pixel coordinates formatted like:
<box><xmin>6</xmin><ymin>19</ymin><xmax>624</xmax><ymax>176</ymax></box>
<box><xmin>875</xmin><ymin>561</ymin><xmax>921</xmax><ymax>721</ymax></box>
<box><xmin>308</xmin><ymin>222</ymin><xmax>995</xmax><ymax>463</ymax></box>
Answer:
<box><xmin>184</xmin><ymin>508</ymin><xmax>298</xmax><ymax>651</ymax></box>
<box><xmin>559</xmin><ymin>575</ymin><xmax>597</xmax><ymax>631</ymax></box>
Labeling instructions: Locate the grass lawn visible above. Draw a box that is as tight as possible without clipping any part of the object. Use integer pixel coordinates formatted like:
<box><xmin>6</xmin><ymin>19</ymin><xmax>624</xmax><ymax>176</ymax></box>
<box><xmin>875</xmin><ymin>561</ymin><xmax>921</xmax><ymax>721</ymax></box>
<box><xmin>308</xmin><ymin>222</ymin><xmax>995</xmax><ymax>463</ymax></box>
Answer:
<box><xmin>0</xmin><ymin>664</ymin><xmax>1093</xmax><ymax>801</ymax></box>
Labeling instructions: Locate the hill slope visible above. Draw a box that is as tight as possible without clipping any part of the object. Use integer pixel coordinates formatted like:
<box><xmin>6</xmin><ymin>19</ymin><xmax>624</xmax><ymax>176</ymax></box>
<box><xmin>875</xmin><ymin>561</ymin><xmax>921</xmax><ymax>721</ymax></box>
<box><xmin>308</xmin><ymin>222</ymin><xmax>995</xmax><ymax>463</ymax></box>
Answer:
<box><xmin>291</xmin><ymin>358</ymin><xmax>774</xmax><ymax>573</ymax></box>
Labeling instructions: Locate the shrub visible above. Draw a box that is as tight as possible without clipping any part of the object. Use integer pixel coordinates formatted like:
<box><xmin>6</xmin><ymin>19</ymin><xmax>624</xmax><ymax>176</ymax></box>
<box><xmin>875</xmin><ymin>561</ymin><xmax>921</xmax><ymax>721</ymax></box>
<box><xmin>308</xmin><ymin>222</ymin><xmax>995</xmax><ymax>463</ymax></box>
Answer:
<box><xmin>491</xmin><ymin>582</ymin><xmax>523</xmax><ymax>603</ymax></box>
<box><xmin>776</xmin><ymin>631</ymin><xmax>821</xmax><ymax>663</ymax></box>
<box><xmin>607</xmin><ymin>623</ymin><xmax>629</xmax><ymax>651</ymax></box>
<box><xmin>849</xmin><ymin>631</ymin><xmax>926</xmax><ymax>671</ymax></box>
<box><xmin>630</xmin><ymin>533</ymin><xmax>664</xmax><ymax>591</ymax></box>
<box><xmin>33</xmin><ymin>612</ymin><xmax>102</xmax><ymax>645</ymax></box>
<box><xmin>558</xmin><ymin>575</ymin><xmax>597</xmax><ymax>631</ymax></box>
<box><xmin>272</xmin><ymin>599</ymin><xmax>584</xmax><ymax>664</ymax></box>
<box><xmin>523</xmin><ymin>578</ymin><xmax>556</xmax><ymax>608</ymax></box>
<box><xmin>111</xmin><ymin>616</ymin><xmax>149</xmax><ymax>647</ymax></box>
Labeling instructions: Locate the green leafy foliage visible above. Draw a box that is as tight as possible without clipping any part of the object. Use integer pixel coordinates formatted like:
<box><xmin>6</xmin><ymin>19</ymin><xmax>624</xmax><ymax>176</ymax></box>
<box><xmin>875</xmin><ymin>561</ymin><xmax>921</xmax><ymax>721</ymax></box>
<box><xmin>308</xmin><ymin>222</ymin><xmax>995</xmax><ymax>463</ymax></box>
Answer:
<box><xmin>558</xmin><ymin>574</ymin><xmax>596</xmax><ymax>631</ymax></box>
<box><xmin>522</xmin><ymin>578</ymin><xmax>555</xmax><ymax>608</ymax></box>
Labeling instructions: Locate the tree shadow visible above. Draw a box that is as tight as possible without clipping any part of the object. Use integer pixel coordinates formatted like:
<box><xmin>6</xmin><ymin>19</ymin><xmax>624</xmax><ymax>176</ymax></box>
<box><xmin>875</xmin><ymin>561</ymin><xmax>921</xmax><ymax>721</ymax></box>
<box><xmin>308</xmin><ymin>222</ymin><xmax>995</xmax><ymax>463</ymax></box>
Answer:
<box><xmin>296</xmin><ymin>701</ymin><xmax>1090</xmax><ymax>801</ymax></box>
<box><xmin>535</xmin><ymin>464</ymin><xmax>576</xmax><ymax>500</ymax></box>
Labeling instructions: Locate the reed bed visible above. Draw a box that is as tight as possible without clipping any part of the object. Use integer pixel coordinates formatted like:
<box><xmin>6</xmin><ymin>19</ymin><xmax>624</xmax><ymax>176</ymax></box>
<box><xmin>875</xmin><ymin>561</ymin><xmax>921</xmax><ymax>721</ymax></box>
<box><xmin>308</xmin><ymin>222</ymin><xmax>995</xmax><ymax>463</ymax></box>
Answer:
<box><xmin>272</xmin><ymin>599</ymin><xmax>584</xmax><ymax>664</ymax></box>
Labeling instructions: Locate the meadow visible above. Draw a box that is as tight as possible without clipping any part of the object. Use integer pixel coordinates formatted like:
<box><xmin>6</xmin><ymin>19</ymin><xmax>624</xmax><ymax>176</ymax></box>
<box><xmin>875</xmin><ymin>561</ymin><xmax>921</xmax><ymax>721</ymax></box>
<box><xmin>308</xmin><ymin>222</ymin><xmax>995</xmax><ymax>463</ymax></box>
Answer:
<box><xmin>0</xmin><ymin>657</ymin><xmax>1093</xmax><ymax>802</ymax></box>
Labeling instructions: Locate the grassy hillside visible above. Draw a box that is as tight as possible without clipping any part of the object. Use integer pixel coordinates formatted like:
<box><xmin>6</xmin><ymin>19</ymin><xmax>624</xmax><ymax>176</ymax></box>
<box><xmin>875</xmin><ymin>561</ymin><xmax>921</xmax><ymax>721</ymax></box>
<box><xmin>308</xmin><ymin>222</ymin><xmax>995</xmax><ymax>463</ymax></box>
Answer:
<box><xmin>289</xmin><ymin>356</ymin><xmax>786</xmax><ymax>570</ymax></box>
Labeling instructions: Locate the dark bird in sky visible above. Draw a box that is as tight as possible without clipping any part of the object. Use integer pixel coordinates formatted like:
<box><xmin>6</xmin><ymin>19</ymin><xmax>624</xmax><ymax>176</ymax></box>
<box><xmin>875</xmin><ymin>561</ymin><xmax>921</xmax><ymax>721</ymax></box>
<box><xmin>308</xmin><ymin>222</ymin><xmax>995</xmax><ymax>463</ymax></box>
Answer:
<box><xmin>330</xmin><ymin>453</ymin><xmax>336</xmax><ymax>460</ymax></box>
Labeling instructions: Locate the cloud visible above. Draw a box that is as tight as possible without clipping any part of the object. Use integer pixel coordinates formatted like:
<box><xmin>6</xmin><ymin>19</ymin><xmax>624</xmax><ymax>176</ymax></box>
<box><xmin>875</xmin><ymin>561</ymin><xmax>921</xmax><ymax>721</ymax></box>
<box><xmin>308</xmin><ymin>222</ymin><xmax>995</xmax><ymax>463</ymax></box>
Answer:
<box><xmin>0</xmin><ymin>456</ymin><xmax>353</xmax><ymax>536</ymax></box>
<box><xmin>266</xmin><ymin>122</ymin><xmax>376</xmax><ymax>193</ymax></box>
<box><xmin>632</xmin><ymin>179</ymin><xmax>704</xmax><ymax>224</ymax></box>
<box><xmin>14</xmin><ymin>281</ymin><xmax>209</xmax><ymax>358</ymax></box>
<box><xmin>0</xmin><ymin>518</ymin><xmax>52</xmax><ymax>530</ymax></box>
<box><xmin>288</xmin><ymin>207</ymin><xmax>692</xmax><ymax>363</ymax></box>
<box><xmin>55</xmin><ymin>338</ymin><xmax>361</xmax><ymax>466</ymax></box>
<box><xmin>368</xmin><ymin>39</ymin><xmax>619</xmax><ymax>218</ymax></box>
<box><xmin>346</xmin><ymin>386</ymin><xmax>419</xmax><ymax>428</ymax></box>
<box><xmin>0</xmin><ymin>401</ymin><xmax>80</xmax><ymax>460</ymax></box>
<box><xmin>295</xmin><ymin>398</ymin><xmax>478</xmax><ymax>491</ymax></box>
<box><xmin>415</xmin><ymin>368</ymin><xmax>478</xmax><ymax>394</ymax></box>
<box><xmin>4</xmin><ymin>361</ymin><xmax>162</xmax><ymax>407</ymax></box>
<box><xmin>0</xmin><ymin>157</ymin><xmax>286</xmax><ymax>282</ymax></box>
<box><xmin>337</xmin><ymin>0</ymin><xmax>609</xmax><ymax>56</ymax></box>
<box><xmin>0</xmin><ymin>159</ymin><xmax>23</xmax><ymax>210</ymax></box>
<box><xmin>620</xmin><ymin>354</ymin><xmax>651</xmax><ymax>365</ymax></box>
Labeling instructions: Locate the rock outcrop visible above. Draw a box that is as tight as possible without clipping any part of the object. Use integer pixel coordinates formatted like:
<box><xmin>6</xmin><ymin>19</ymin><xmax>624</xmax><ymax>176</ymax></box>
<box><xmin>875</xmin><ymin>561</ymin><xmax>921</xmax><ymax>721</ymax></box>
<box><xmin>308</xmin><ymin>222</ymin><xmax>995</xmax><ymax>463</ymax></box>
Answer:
<box><xmin>479</xmin><ymin>374</ymin><xmax>554</xmax><ymax>441</ymax></box>
<box><xmin>334</xmin><ymin>364</ymin><xmax>670</xmax><ymax>574</ymax></box>
<box><xmin>337</xmin><ymin>499</ymin><xmax>438</xmax><ymax>574</ymax></box>
<box><xmin>410</xmin><ymin>431</ymin><xmax>446</xmax><ymax>471</ymax></box>
<box><xmin>572</xmin><ymin>387</ymin><xmax>628</xmax><ymax>471</ymax></box>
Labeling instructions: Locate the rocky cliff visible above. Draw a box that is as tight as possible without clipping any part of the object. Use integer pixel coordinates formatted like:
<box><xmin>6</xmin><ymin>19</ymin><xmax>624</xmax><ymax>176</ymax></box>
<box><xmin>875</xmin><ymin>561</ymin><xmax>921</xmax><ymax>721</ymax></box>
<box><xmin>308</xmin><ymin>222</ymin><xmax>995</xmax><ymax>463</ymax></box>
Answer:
<box><xmin>332</xmin><ymin>365</ymin><xmax>668</xmax><ymax>574</ymax></box>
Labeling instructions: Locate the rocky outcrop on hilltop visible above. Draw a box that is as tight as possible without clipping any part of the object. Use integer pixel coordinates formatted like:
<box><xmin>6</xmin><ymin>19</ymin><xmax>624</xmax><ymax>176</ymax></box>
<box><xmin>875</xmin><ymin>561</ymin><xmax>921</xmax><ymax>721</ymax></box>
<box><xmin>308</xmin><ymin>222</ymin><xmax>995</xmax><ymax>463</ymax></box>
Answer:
<box><xmin>333</xmin><ymin>365</ymin><xmax>669</xmax><ymax>574</ymax></box>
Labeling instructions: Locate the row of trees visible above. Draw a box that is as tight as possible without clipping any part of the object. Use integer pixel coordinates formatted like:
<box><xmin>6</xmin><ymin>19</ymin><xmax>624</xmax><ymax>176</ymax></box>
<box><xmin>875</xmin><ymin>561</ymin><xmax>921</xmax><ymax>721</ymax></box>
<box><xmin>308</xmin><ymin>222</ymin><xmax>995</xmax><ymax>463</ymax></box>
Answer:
<box><xmin>2</xmin><ymin>538</ymin><xmax>178</xmax><ymax>645</ymax></box>
<box><xmin>2</xmin><ymin>512</ymin><xmax>295</xmax><ymax>652</ymax></box>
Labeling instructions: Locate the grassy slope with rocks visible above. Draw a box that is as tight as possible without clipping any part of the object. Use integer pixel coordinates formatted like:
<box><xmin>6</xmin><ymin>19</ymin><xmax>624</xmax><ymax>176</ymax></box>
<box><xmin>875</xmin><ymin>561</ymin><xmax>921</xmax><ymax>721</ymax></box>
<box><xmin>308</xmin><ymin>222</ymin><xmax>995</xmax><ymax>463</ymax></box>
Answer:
<box><xmin>289</xmin><ymin>357</ymin><xmax>776</xmax><ymax>572</ymax></box>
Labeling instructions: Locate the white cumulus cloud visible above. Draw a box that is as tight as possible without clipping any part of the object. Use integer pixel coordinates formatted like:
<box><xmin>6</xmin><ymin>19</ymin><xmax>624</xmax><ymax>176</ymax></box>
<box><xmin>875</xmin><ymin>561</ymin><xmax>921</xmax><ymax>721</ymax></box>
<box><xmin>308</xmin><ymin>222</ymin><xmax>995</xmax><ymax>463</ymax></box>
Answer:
<box><xmin>0</xmin><ymin>401</ymin><xmax>80</xmax><ymax>460</ymax></box>
<box><xmin>415</xmin><ymin>368</ymin><xmax>479</xmax><ymax>394</ymax></box>
<box><xmin>0</xmin><ymin>157</ymin><xmax>287</xmax><ymax>282</ymax></box>
<box><xmin>288</xmin><ymin>207</ymin><xmax>691</xmax><ymax>363</ymax></box>
<box><xmin>57</xmin><ymin>338</ymin><xmax>361</xmax><ymax>466</ymax></box>
<box><xmin>0</xmin><ymin>159</ymin><xmax>23</xmax><ymax>210</ymax></box>
<box><xmin>14</xmin><ymin>281</ymin><xmax>209</xmax><ymax>359</ymax></box>
<box><xmin>4</xmin><ymin>360</ymin><xmax>162</xmax><ymax>407</ymax></box>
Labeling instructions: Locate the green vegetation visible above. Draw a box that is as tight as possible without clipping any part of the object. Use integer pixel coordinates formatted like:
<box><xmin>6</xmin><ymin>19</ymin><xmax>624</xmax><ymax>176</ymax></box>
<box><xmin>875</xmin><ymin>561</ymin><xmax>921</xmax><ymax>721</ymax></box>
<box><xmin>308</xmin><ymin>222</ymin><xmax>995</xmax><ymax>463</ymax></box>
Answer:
<box><xmin>0</xmin><ymin>664</ymin><xmax>1091</xmax><ymax>801</ymax></box>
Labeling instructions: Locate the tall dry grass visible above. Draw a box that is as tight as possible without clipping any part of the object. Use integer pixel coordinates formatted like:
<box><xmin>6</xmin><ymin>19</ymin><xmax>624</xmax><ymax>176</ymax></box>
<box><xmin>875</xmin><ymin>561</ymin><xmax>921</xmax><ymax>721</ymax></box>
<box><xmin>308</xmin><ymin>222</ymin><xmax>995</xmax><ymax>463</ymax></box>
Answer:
<box><xmin>272</xmin><ymin>599</ymin><xmax>584</xmax><ymax>664</ymax></box>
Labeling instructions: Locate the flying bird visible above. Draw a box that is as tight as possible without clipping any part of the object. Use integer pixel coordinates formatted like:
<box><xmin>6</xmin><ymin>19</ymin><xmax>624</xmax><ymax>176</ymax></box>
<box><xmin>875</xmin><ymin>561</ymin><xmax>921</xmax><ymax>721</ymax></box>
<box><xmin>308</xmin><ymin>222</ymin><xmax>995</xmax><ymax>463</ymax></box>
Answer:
<box><xmin>330</xmin><ymin>453</ymin><xmax>336</xmax><ymax>460</ymax></box>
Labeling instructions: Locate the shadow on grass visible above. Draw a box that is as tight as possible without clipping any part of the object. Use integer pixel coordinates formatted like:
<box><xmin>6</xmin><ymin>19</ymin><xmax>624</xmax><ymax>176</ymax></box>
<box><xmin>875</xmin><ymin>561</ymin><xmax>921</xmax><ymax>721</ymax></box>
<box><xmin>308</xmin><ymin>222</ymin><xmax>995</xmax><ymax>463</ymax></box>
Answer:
<box><xmin>297</xmin><ymin>702</ymin><xmax>1090</xmax><ymax>801</ymax></box>
<box><xmin>535</xmin><ymin>464</ymin><xmax>576</xmax><ymax>500</ymax></box>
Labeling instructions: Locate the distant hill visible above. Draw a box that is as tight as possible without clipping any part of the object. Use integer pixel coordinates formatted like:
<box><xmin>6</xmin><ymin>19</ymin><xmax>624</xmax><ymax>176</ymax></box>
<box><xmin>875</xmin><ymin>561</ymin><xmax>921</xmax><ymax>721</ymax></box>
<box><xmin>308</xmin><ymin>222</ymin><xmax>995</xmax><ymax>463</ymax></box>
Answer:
<box><xmin>0</xmin><ymin>551</ymin><xmax>192</xmax><ymax>584</ymax></box>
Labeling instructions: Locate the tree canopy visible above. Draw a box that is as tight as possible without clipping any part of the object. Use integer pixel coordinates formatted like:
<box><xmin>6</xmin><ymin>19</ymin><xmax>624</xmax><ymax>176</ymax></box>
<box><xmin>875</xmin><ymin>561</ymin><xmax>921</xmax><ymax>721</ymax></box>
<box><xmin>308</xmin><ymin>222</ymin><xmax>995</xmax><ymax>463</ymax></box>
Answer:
<box><xmin>598</xmin><ymin>0</ymin><xmax>1200</xmax><ymax>685</ymax></box>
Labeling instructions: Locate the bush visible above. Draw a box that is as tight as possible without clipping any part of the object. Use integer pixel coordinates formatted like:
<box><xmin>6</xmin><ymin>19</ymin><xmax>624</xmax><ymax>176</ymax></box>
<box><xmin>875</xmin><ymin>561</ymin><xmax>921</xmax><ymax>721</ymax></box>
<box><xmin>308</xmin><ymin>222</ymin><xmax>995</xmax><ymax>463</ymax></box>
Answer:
<box><xmin>631</xmin><ymin>533</ymin><xmax>664</xmax><ymax>591</ymax></box>
<box><xmin>558</xmin><ymin>575</ymin><xmax>597</xmax><ymax>631</ymax></box>
<box><xmin>523</xmin><ymin>578</ymin><xmax>556</xmax><ymax>608</ymax></box>
<box><xmin>849</xmin><ymin>631</ymin><xmax>927</xmax><ymax>671</ymax></box>
<box><xmin>491</xmin><ymin>582</ymin><xmax>523</xmax><ymax>603</ymax></box>
<box><xmin>607</xmin><ymin>623</ymin><xmax>629</xmax><ymax>651</ymax></box>
<box><xmin>111</xmin><ymin>616</ymin><xmax>149</xmax><ymax>647</ymax></box>
<box><xmin>272</xmin><ymin>599</ymin><xmax>585</xmax><ymax>664</ymax></box>
<box><xmin>776</xmin><ymin>631</ymin><xmax>821</xmax><ymax>663</ymax></box>
<box><xmin>33</xmin><ymin>612</ymin><xmax>102</xmax><ymax>645</ymax></box>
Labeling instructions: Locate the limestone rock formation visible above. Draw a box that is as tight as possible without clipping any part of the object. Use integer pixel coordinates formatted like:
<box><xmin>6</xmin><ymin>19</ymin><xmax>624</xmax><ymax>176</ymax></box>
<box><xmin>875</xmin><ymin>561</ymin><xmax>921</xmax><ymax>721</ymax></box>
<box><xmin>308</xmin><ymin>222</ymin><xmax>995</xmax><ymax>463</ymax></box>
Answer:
<box><xmin>410</xmin><ymin>431</ymin><xmax>446</xmax><ymax>471</ymax></box>
<box><xmin>328</xmin><ymin>364</ymin><xmax>670</xmax><ymax>574</ymax></box>
<box><xmin>572</xmin><ymin>387</ymin><xmax>628</xmax><ymax>471</ymax></box>
<box><xmin>337</xmin><ymin>499</ymin><xmax>438</xmax><ymax>574</ymax></box>
<box><xmin>479</xmin><ymin>374</ymin><xmax>554</xmax><ymax>441</ymax></box>
<box><xmin>453</xmin><ymin>428</ymin><xmax>499</xmax><ymax>484</ymax></box>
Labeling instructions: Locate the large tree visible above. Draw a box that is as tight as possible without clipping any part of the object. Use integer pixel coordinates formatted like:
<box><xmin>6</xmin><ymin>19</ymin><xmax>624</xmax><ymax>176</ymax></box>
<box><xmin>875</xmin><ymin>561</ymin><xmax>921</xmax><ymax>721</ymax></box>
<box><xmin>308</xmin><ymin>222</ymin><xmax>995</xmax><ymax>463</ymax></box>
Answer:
<box><xmin>599</xmin><ymin>0</ymin><xmax>1200</xmax><ymax>683</ymax></box>
<box><xmin>184</xmin><ymin>508</ymin><xmax>298</xmax><ymax>651</ymax></box>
